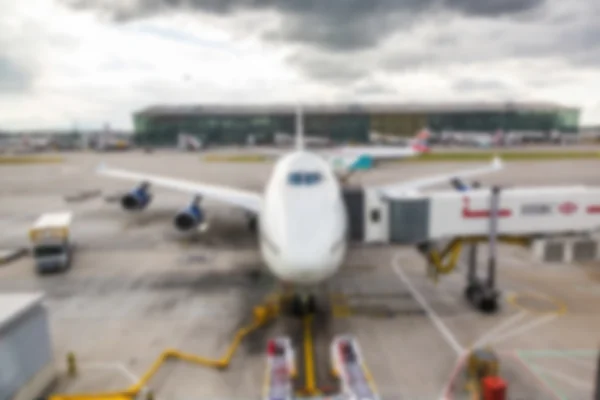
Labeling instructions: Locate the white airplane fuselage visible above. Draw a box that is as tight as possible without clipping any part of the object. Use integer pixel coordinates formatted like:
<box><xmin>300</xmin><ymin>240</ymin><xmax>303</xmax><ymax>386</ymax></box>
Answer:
<box><xmin>258</xmin><ymin>151</ymin><xmax>348</xmax><ymax>285</ymax></box>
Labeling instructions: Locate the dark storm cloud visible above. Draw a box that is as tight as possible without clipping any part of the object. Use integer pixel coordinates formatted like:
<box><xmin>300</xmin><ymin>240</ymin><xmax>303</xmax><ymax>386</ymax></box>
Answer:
<box><xmin>444</xmin><ymin>0</ymin><xmax>544</xmax><ymax>16</ymax></box>
<box><xmin>62</xmin><ymin>0</ymin><xmax>548</xmax><ymax>52</ymax></box>
<box><xmin>61</xmin><ymin>0</ymin><xmax>600</xmax><ymax>89</ymax></box>
<box><xmin>0</xmin><ymin>56</ymin><xmax>33</xmax><ymax>93</ymax></box>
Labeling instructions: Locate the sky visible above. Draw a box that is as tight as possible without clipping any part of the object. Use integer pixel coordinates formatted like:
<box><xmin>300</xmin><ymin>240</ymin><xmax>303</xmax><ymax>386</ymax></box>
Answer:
<box><xmin>1</xmin><ymin>0</ymin><xmax>599</xmax><ymax>130</ymax></box>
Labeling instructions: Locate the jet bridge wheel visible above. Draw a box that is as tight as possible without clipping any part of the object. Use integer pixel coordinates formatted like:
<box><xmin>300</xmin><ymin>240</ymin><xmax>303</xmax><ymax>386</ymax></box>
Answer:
<box><xmin>465</xmin><ymin>281</ymin><xmax>499</xmax><ymax>314</ymax></box>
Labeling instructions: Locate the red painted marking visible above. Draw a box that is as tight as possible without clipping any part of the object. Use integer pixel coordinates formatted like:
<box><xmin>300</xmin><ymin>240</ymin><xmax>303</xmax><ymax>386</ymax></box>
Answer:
<box><xmin>587</xmin><ymin>205</ymin><xmax>600</xmax><ymax>214</ymax></box>
<box><xmin>558</xmin><ymin>201</ymin><xmax>578</xmax><ymax>215</ymax></box>
<box><xmin>462</xmin><ymin>197</ymin><xmax>512</xmax><ymax>219</ymax></box>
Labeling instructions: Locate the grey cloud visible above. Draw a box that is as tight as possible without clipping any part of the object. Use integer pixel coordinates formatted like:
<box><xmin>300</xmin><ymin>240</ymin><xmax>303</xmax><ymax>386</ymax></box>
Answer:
<box><xmin>452</xmin><ymin>78</ymin><xmax>511</xmax><ymax>92</ymax></box>
<box><xmin>62</xmin><ymin>0</ymin><xmax>548</xmax><ymax>52</ymax></box>
<box><xmin>61</xmin><ymin>0</ymin><xmax>600</xmax><ymax>89</ymax></box>
<box><xmin>352</xmin><ymin>80</ymin><xmax>398</xmax><ymax>96</ymax></box>
<box><xmin>0</xmin><ymin>56</ymin><xmax>33</xmax><ymax>93</ymax></box>
<box><xmin>444</xmin><ymin>0</ymin><xmax>544</xmax><ymax>16</ymax></box>
<box><xmin>286</xmin><ymin>51</ymin><xmax>369</xmax><ymax>85</ymax></box>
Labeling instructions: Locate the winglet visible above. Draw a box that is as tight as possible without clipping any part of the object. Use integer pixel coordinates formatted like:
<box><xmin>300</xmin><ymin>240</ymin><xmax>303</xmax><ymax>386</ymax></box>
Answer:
<box><xmin>295</xmin><ymin>104</ymin><xmax>305</xmax><ymax>151</ymax></box>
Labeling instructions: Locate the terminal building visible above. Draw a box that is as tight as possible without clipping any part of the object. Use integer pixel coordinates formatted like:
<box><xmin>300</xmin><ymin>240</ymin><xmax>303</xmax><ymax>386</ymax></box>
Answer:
<box><xmin>133</xmin><ymin>102</ymin><xmax>580</xmax><ymax>146</ymax></box>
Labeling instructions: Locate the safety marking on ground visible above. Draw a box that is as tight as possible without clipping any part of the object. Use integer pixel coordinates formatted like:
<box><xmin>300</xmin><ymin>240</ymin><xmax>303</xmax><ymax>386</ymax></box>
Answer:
<box><xmin>330</xmin><ymin>293</ymin><xmax>351</xmax><ymax>318</ymax></box>
<box><xmin>515</xmin><ymin>349</ymin><xmax>598</xmax><ymax>400</ymax></box>
<box><xmin>470</xmin><ymin>310</ymin><xmax>528</xmax><ymax>349</ymax></box>
<box><xmin>79</xmin><ymin>362</ymin><xmax>140</xmax><ymax>385</ymax></box>
<box><xmin>301</xmin><ymin>314</ymin><xmax>319</xmax><ymax>396</ymax></box>
<box><xmin>506</xmin><ymin>291</ymin><xmax>568</xmax><ymax>315</ymax></box>
<box><xmin>482</xmin><ymin>313</ymin><xmax>559</xmax><ymax>347</ymax></box>
<box><xmin>49</xmin><ymin>298</ymin><xmax>279</xmax><ymax>400</ymax></box>
<box><xmin>512</xmin><ymin>351</ymin><xmax>563</xmax><ymax>400</ymax></box>
<box><xmin>392</xmin><ymin>253</ymin><xmax>465</xmax><ymax>356</ymax></box>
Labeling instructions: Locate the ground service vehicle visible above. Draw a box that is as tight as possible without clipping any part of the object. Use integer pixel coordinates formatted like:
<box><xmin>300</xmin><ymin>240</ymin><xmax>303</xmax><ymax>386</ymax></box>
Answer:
<box><xmin>29</xmin><ymin>212</ymin><xmax>73</xmax><ymax>273</ymax></box>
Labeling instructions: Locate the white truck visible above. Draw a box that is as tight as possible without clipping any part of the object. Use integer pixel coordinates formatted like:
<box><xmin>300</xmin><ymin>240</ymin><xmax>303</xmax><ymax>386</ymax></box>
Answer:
<box><xmin>29</xmin><ymin>212</ymin><xmax>73</xmax><ymax>273</ymax></box>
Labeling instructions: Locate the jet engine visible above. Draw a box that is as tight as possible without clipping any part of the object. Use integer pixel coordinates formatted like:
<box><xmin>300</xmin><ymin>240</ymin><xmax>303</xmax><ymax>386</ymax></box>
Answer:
<box><xmin>173</xmin><ymin>196</ymin><xmax>204</xmax><ymax>232</ymax></box>
<box><xmin>121</xmin><ymin>182</ymin><xmax>152</xmax><ymax>211</ymax></box>
<box><xmin>450</xmin><ymin>178</ymin><xmax>481</xmax><ymax>192</ymax></box>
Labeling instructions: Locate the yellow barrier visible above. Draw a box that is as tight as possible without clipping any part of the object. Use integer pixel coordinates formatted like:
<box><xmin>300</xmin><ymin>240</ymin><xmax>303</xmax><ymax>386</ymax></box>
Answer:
<box><xmin>50</xmin><ymin>300</ymin><xmax>279</xmax><ymax>400</ymax></box>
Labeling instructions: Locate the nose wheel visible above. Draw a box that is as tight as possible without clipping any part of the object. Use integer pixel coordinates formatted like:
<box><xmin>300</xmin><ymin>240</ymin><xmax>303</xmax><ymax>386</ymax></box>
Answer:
<box><xmin>246</xmin><ymin>214</ymin><xmax>258</xmax><ymax>233</ymax></box>
<box><xmin>290</xmin><ymin>293</ymin><xmax>318</xmax><ymax>317</ymax></box>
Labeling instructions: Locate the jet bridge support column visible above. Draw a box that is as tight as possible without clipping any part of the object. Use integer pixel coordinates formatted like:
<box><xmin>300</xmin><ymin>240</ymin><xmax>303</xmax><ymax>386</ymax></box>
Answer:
<box><xmin>466</xmin><ymin>185</ymin><xmax>500</xmax><ymax>314</ymax></box>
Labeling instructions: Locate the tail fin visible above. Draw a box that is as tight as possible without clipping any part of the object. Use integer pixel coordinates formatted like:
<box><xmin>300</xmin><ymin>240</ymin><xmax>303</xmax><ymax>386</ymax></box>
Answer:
<box><xmin>295</xmin><ymin>105</ymin><xmax>305</xmax><ymax>151</ymax></box>
<box><xmin>414</xmin><ymin>128</ymin><xmax>431</xmax><ymax>142</ymax></box>
<box><xmin>411</xmin><ymin>128</ymin><xmax>431</xmax><ymax>153</ymax></box>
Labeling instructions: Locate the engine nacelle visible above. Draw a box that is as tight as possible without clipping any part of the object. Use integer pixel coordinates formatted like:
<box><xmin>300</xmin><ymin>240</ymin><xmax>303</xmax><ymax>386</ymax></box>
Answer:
<box><xmin>121</xmin><ymin>182</ymin><xmax>152</xmax><ymax>211</ymax></box>
<box><xmin>450</xmin><ymin>178</ymin><xmax>482</xmax><ymax>192</ymax></box>
<box><xmin>173</xmin><ymin>196</ymin><xmax>204</xmax><ymax>232</ymax></box>
<box><xmin>450</xmin><ymin>177</ymin><xmax>470</xmax><ymax>192</ymax></box>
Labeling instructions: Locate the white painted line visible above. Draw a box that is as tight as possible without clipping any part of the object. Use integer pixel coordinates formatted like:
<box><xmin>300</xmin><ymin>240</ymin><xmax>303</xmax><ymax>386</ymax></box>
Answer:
<box><xmin>81</xmin><ymin>362</ymin><xmax>141</xmax><ymax>385</ymax></box>
<box><xmin>562</xmin><ymin>356</ymin><xmax>596</xmax><ymax>369</ymax></box>
<box><xmin>486</xmin><ymin>314</ymin><xmax>557</xmax><ymax>346</ymax></box>
<box><xmin>392</xmin><ymin>254</ymin><xmax>464</xmax><ymax>356</ymax></box>
<box><xmin>534</xmin><ymin>365</ymin><xmax>594</xmax><ymax>390</ymax></box>
<box><xmin>117</xmin><ymin>363</ymin><xmax>140</xmax><ymax>384</ymax></box>
<box><xmin>471</xmin><ymin>310</ymin><xmax>528</xmax><ymax>349</ymax></box>
<box><xmin>438</xmin><ymin>353</ymin><xmax>468</xmax><ymax>400</ymax></box>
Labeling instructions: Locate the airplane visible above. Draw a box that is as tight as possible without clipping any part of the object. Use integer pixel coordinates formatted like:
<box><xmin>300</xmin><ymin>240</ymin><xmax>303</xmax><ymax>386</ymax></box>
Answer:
<box><xmin>97</xmin><ymin>109</ymin><xmax>503</xmax><ymax>314</ymax></box>
<box><xmin>326</xmin><ymin>128</ymin><xmax>431</xmax><ymax>175</ymax></box>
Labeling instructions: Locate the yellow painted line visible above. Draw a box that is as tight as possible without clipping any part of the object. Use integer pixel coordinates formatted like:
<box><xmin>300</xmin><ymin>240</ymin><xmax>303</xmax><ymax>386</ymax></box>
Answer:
<box><xmin>330</xmin><ymin>293</ymin><xmax>351</xmax><ymax>318</ymax></box>
<box><xmin>0</xmin><ymin>155</ymin><xmax>64</xmax><ymax>164</ymax></box>
<box><xmin>263</xmin><ymin>358</ymin><xmax>272</xmax><ymax>398</ymax></box>
<box><xmin>201</xmin><ymin>154</ymin><xmax>269</xmax><ymax>163</ymax></box>
<box><xmin>506</xmin><ymin>291</ymin><xmax>568</xmax><ymax>316</ymax></box>
<box><xmin>362</xmin><ymin>362</ymin><xmax>380</xmax><ymax>397</ymax></box>
<box><xmin>51</xmin><ymin>299</ymin><xmax>279</xmax><ymax>400</ymax></box>
<box><xmin>465</xmin><ymin>379</ymin><xmax>480</xmax><ymax>400</ymax></box>
<box><xmin>302</xmin><ymin>314</ymin><xmax>318</xmax><ymax>395</ymax></box>
<box><xmin>50</xmin><ymin>392</ymin><xmax>133</xmax><ymax>400</ymax></box>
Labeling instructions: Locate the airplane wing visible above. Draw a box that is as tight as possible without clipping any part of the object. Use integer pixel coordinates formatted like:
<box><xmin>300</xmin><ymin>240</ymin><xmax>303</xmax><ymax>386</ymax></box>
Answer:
<box><xmin>373</xmin><ymin>157</ymin><xmax>504</xmax><ymax>197</ymax></box>
<box><xmin>97</xmin><ymin>164</ymin><xmax>262</xmax><ymax>213</ymax></box>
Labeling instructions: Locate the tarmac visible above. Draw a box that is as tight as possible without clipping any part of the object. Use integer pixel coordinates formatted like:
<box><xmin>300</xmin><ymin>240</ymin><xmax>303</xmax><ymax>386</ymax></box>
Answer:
<box><xmin>0</xmin><ymin>150</ymin><xmax>599</xmax><ymax>399</ymax></box>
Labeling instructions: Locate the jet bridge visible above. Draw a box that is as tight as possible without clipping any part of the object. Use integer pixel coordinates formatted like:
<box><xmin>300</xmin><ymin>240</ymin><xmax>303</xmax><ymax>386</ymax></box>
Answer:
<box><xmin>345</xmin><ymin>185</ymin><xmax>600</xmax><ymax>248</ymax></box>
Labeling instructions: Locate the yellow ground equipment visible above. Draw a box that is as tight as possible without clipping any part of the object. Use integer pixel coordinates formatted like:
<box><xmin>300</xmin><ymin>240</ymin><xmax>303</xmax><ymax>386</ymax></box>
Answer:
<box><xmin>466</xmin><ymin>347</ymin><xmax>500</xmax><ymax>397</ymax></box>
<box><xmin>422</xmin><ymin>236</ymin><xmax>530</xmax><ymax>282</ymax></box>
<box><xmin>50</xmin><ymin>299</ymin><xmax>279</xmax><ymax>400</ymax></box>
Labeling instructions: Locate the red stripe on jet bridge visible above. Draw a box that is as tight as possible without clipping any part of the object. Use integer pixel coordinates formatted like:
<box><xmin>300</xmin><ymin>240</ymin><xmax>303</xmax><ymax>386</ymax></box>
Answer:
<box><xmin>587</xmin><ymin>205</ymin><xmax>600</xmax><ymax>214</ymax></box>
<box><xmin>462</xmin><ymin>197</ymin><xmax>512</xmax><ymax>219</ymax></box>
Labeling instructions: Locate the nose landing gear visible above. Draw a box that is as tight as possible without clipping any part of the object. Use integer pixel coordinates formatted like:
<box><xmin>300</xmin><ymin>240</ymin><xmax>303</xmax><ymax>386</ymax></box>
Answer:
<box><xmin>246</xmin><ymin>213</ymin><xmax>258</xmax><ymax>233</ymax></box>
<box><xmin>290</xmin><ymin>293</ymin><xmax>318</xmax><ymax>317</ymax></box>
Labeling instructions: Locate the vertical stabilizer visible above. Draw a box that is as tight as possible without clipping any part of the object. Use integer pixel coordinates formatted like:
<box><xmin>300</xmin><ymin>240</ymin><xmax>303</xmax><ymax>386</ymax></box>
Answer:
<box><xmin>295</xmin><ymin>105</ymin><xmax>305</xmax><ymax>151</ymax></box>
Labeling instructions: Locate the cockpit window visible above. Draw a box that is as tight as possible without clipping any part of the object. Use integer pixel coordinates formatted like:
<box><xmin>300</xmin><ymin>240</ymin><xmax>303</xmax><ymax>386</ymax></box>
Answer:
<box><xmin>304</xmin><ymin>172</ymin><xmax>322</xmax><ymax>185</ymax></box>
<box><xmin>288</xmin><ymin>172</ymin><xmax>304</xmax><ymax>185</ymax></box>
<box><xmin>288</xmin><ymin>171</ymin><xmax>323</xmax><ymax>186</ymax></box>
